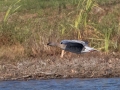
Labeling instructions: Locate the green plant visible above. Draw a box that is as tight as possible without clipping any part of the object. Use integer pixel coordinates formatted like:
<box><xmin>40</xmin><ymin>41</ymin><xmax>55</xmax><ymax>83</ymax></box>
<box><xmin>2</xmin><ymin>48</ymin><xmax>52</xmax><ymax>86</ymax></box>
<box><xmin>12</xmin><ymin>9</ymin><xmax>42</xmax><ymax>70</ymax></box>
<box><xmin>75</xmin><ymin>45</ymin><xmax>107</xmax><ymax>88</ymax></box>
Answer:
<box><xmin>104</xmin><ymin>28</ymin><xmax>112</xmax><ymax>52</ymax></box>
<box><xmin>70</xmin><ymin>0</ymin><xmax>95</xmax><ymax>39</ymax></box>
<box><xmin>4</xmin><ymin>0</ymin><xmax>21</xmax><ymax>23</ymax></box>
<box><xmin>60</xmin><ymin>24</ymin><xmax>66</xmax><ymax>35</ymax></box>
<box><xmin>0</xmin><ymin>0</ymin><xmax>119</xmax><ymax>58</ymax></box>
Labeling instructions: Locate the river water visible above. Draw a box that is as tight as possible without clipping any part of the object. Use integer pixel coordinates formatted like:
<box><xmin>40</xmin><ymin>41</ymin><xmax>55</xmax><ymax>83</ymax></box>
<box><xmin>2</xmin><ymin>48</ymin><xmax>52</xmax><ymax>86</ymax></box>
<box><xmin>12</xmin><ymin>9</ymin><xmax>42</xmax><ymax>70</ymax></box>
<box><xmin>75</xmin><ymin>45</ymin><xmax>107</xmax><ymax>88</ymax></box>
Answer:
<box><xmin>0</xmin><ymin>78</ymin><xmax>120</xmax><ymax>90</ymax></box>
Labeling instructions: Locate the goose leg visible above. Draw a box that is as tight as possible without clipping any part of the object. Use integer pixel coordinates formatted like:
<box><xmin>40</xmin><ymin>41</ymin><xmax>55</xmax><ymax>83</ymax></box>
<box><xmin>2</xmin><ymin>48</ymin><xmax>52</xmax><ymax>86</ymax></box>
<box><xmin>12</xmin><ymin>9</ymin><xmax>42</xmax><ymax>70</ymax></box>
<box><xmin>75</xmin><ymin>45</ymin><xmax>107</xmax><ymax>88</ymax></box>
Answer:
<box><xmin>60</xmin><ymin>50</ymin><xmax>65</xmax><ymax>58</ymax></box>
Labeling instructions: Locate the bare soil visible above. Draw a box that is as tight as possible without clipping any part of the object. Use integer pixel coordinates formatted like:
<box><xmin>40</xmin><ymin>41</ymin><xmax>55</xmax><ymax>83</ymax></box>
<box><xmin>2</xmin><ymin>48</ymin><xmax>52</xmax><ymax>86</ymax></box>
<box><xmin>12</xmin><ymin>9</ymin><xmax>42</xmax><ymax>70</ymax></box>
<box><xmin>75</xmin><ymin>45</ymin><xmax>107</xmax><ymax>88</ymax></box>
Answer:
<box><xmin>0</xmin><ymin>52</ymin><xmax>120</xmax><ymax>81</ymax></box>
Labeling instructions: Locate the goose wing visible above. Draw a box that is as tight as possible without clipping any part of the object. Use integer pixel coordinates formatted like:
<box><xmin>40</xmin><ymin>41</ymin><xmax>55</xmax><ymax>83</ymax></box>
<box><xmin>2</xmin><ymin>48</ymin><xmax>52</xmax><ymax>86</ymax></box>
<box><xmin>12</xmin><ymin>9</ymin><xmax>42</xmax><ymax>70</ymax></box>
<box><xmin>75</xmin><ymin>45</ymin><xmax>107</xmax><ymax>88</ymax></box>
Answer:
<box><xmin>61</xmin><ymin>40</ymin><xmax>87</xmax><ymax>46</ymax></box>
<box><xmin>60</xmin><ymin>40</ymin><xmax>85</xmax><ymax>53</ymax></box>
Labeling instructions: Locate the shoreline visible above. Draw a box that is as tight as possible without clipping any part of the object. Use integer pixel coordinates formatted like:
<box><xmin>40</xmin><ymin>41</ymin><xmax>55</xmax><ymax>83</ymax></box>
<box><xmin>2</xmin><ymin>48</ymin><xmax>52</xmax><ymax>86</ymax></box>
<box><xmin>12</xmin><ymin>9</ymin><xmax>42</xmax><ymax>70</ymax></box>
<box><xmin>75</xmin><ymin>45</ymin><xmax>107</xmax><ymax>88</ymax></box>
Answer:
<box><xmin>0</xmin><ymin>52</ymin><xmax>120</xmax><ymax>81</ymax></box>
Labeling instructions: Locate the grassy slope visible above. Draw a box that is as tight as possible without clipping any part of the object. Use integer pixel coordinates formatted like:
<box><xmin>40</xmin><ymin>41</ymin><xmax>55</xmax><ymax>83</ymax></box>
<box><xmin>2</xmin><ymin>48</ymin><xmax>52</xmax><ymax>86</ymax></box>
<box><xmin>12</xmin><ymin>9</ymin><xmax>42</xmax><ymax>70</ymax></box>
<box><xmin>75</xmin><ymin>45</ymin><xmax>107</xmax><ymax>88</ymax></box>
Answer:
<box><xmin>0</xmin><ymin>0</ymin><xmax>120</xmax><ymax>59</ymax></box>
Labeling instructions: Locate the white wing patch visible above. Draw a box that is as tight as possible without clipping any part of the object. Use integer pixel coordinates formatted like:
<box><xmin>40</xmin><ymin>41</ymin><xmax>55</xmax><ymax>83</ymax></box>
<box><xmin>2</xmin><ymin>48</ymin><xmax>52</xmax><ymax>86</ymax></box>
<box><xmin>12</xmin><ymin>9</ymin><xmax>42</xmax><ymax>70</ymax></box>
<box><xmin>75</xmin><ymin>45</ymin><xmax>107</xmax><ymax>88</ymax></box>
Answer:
<box><xmin>85</xmin><ymin>46</ymin><xmax>94</xmax><ymax>51</ymax></box>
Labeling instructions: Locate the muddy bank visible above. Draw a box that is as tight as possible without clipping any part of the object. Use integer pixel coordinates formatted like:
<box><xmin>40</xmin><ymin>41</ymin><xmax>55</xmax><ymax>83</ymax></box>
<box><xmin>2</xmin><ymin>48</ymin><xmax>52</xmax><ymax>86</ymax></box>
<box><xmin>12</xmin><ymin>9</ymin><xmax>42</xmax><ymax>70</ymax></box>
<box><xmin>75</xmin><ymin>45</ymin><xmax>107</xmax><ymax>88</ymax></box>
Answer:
<box><xmin>0</xmin><ymin>52</ymin><xmax>120</xmax><ymax>81</ymax></box>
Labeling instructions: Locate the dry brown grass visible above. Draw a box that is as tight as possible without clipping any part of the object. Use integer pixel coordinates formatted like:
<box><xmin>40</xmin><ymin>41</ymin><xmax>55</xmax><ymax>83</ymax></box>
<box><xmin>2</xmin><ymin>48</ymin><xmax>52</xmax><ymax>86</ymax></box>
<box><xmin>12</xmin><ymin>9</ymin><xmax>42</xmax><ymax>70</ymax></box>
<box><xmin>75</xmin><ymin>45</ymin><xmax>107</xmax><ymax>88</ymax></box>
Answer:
<box><xmin>0</xmin><ymin>43</ymin><xmax>24</xmax><ymax>59</ymax></box>
<box><xmin>0</xmin><ymin>12</ymin><xmax>5</xmax><ymax>22</ymax></box>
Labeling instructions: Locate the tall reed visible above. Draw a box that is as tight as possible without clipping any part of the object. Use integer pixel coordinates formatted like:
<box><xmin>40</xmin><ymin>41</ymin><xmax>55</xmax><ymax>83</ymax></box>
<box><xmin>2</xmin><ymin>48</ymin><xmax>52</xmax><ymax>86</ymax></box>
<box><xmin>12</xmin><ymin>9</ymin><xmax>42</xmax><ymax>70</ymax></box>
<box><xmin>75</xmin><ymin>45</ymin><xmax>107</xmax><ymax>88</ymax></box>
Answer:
<box><xmin>4</xmin><ymin>0</ymin><xmax>21</xmax><ymax>23</ymax></box>
<box><xmin>104</xmin><ymin>28</ymin><xmax>112</xmax><ymax>52</ymax></box>
<box><xmin>71</xmin><ymin>0</ymin><xmax>95</xmax><ymax>39</ymax></box>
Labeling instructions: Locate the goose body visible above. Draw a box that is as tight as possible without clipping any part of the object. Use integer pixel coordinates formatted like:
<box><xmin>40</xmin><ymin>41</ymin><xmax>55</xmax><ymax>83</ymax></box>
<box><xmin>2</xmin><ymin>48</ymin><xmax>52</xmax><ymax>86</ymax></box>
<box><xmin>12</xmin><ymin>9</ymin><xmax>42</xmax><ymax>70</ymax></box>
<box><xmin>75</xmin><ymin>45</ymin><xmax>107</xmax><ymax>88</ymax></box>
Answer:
<box><xmin>47</xmin><ymin>40</ymin><xmax>98</xmax><ymax>58</ymax></box>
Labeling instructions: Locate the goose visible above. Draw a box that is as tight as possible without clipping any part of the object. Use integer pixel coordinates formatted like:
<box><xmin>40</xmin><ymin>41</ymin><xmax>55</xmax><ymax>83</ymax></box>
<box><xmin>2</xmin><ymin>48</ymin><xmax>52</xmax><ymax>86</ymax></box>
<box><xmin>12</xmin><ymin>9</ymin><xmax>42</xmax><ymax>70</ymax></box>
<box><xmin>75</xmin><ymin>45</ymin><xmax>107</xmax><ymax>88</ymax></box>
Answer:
<box><xmin>47</xmin><ymin>40</ymin><xmax>98</xmax><ymax>58</ymax></box>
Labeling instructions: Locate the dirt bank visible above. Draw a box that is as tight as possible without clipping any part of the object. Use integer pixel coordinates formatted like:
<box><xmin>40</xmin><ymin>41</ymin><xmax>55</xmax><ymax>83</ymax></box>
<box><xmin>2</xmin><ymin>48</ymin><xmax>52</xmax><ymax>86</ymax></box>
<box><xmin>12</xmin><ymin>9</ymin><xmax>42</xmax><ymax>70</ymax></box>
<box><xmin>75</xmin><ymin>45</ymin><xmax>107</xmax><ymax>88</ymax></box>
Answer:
<box><xmin>0</xmin><ymin>52</ymin><xmax>120</xmax><ymax>81</ymax></box>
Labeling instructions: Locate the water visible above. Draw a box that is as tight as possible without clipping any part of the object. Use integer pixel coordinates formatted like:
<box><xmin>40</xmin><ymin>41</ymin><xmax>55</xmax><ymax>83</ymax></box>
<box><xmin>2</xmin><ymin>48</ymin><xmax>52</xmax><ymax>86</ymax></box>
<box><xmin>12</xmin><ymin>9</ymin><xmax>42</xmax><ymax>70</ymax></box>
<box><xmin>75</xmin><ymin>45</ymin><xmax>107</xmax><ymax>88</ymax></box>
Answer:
<box><xmin>0</xmin><ymin>78</ymin><xmax>120</xmax><ymax>90</ymax></box>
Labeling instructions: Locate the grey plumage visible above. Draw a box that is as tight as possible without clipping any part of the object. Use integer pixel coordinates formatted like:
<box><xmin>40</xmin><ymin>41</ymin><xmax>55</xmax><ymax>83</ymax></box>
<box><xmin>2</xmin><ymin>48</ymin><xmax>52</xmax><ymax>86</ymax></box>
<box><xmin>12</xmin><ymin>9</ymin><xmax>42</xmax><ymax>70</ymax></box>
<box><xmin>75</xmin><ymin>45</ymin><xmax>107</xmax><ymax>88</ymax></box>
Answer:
<box><xmin>47</xmin><ymin>40</ymin><xmax>98</xmax><ymax>57</ymax></box>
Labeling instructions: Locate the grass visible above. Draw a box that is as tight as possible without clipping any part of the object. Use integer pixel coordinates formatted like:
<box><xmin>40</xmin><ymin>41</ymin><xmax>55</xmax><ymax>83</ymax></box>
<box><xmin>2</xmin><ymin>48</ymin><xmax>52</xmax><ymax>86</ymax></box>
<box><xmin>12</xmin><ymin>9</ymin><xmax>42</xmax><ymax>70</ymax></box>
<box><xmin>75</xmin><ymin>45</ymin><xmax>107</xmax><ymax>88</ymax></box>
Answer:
<box><xmin>71</xmin><ymin>0</ymin><xmax>95</xmax><ymax>39</ymax></box>
<box><xmin>0</xmin><ymin>0</ymin><xmax>120</xmax><ymax>59</ymax></box>
<box><xmin>3</xmin><ymin>0</ymin><xmax>21</xmax><ymax>23</ymax></box>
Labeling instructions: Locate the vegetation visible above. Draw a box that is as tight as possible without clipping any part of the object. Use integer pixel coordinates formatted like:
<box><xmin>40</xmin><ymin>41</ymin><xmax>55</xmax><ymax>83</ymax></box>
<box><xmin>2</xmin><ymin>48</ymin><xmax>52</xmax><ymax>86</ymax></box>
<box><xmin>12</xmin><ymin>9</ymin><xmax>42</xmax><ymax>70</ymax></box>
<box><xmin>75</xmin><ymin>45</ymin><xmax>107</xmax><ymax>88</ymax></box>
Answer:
<box><xmin>0</xmin><ymin>0</ymin><xmax>120</xmax><ymax>59</ymax></box>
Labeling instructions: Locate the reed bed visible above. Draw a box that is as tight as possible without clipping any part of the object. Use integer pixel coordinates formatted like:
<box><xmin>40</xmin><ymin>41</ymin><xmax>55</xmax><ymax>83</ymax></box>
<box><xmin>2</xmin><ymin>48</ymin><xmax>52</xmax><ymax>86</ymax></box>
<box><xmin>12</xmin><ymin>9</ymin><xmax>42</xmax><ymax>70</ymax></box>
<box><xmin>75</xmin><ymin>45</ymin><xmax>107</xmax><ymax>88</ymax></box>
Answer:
<box><xmin>0</xmin><ymin>0</ymin><xmax>120</xmax><ymax>59</ymax></box>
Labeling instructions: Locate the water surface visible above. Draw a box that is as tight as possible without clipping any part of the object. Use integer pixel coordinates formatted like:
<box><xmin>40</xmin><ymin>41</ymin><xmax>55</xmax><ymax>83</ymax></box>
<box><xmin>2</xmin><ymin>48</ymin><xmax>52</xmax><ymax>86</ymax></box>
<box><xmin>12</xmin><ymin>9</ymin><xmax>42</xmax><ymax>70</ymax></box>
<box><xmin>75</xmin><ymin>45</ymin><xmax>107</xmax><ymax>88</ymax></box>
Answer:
<box><xmin>0</xmin><ymin>78</ymin><xmax>120</xmax><ymax>90</ymax></box>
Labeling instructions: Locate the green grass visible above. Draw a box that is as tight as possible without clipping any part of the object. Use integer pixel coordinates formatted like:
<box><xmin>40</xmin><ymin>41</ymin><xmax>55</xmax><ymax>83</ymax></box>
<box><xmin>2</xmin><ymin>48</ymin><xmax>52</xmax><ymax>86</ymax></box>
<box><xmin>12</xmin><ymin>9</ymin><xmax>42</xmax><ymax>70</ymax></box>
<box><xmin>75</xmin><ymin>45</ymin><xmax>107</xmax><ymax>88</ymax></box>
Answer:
<box><xmin>0</xmin><ymin>0</ymin><xmax>120</xmax><ymax>58</ymax></box>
